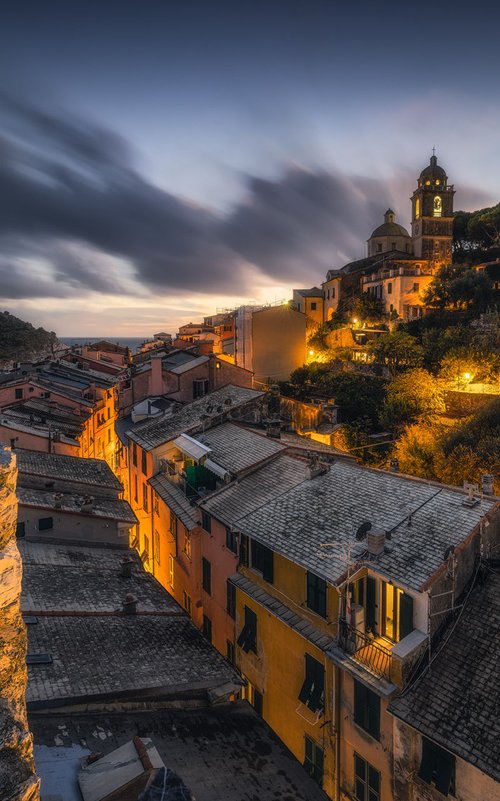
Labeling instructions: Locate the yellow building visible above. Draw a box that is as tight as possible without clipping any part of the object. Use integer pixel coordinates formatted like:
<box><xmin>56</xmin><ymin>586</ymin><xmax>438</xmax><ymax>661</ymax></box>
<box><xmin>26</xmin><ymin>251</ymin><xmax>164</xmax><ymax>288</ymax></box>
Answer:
<box><xmin>293</xmin><ymin>288</ymin><xmax>324</xmax><ymax>327</ymax></box>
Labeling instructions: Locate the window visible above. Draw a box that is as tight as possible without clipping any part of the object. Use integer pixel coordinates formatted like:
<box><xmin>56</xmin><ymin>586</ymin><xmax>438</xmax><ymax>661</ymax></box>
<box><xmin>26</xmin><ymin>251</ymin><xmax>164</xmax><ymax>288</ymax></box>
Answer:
<box><xmin>15</xmin><ymin>388</ymin><xmax>23</xmax><ymax>399</ymax></box>
<box><xmin>413</xmin><ymin>282</ymin><xmax>420</xmax><ymax>293</ymax></box>
<box><xmin>142</xmin><ymin>483</ymin><xmax>149</xmax><ymax>512</ymax></box>
<box><xmin>201</xmin><ymin>510</ymin><xmax>212</xmax><ymax>534</ymax></box>
<box><xmin>251</xmin><ymin>540</ymin><xmax>273</xmax><ymax>583</ymax></box>
<box><xmin>387</xmin><ymin>282</ymin><xmax>392</xmax><ymax>295</ymax></box>
<box><xmin>38</xmin><ymin>517</ymin><xmax>53</xmax><ymax>531</ymax></box>
<box><xmin>433</xmin><ymin>195</ymin><xmax>442</xmax><ymax>217</ymax></box>
<box><xmin>382</xmin><ymin>582</ymin><xmax>414</xmax><ymax>642</ymax></box>
<box><xmin>391</xmin><ymin>241</ymin><xmax>396</xmax><ymax>250</ymax></box>
<box><xmin>298</xmin><ymin>654</ymin><xmax>324</xmax><ymax>713</ymax></box>
<box><xmin>307</xmin><ymin>572</ymin><xmax>327</xmax><ymax>618</ymax></box>
<box><xmin>141</xmin><ymin>449</ymin><xmax>147</xmax><ymax>475</ymax></box>
<box><xmin>154</xmin><ymin>493</ymin><xmax>159</xmax><ymax>515</ymax></box>
<box><xmin>184</xmin><ymin>530</ymin><xmax>192</xmax><ymax>558</ymax></box>
<box><xmin>132</xmin><ymin>442</ymin><xmax>137</xmax><ymax>466</ymax></box>
<box><xmin>168</xmin><ymin>554</ymin><xmax>174</xmax><ymax>588</ymax></box>
<box><xmin>239</xmin><ymin>534</ymin><xmax>249</xmax><ymax>566</ymax></box>
<box><xmin>310</xmin><ymin>302</ymin><xmax>317</xmax><ymax>311</ymax></box>
<box><xmin>133</xmin><ymin>475</ymin><xmax>138</xmax><ymax>504</ymax></box>
<box><xmin>183</xmin><ymin>591</ymin><xmax>192</xmax><ymax>616</ymax></box>
<box><xmin>226</xmin><ymin>640</ymin><xmax>235</xmax><ymax>664</ymax></box>
<box><xmin>419</xmin><ymin>737</ymin><xmax>455</xmax><ymax>796</ymax></box>
<box><xmin>253</xmin><ymin>688</ymin><xmax>263</xmax><ymax>716</ymax></box>
<box><xmin>415</xmin><ymin>197</ymin><xmax>420</xmax><ymax>219</ymax></box>
<box><xmin>202</xmin><ymin>557</ymin><xmax>211</xmax><ymax>594</ymax></box>
<box><xmin>354</xmin><ymin>680</ymin><xmax>380</xmax><ymax>739</ymax></box>
<box><xmin>169</xmin><ymin>512</ymin><xmax>177</xmax><ymax>537</ymax></box>
<box><xmin>225</xmin><ymin>528</ymin><xmax>238</xmax><ymax>553</ymax></box>
<box><xmin>332</xmin><ymin>286</ymin><xmax>335</xmax><ymax>299</ymax></box>
<box><xmin>237</xmin><ymin>605</ymin><xmax>257</xmax><ymax>653</ymax></box>
<box><xmin>10</xmin><ymin>439</ymin><xmax>16</xmax><ymax>450</ymax></box>
<box><xmin>193</xmin><ymin>378</ymin><xmax>209</xmax><ymax>399</ymax></box>
<box><xmin>327</xmin><ymin>289</ymin><xmax>330</xmax><ymax>299</ymax></box>
<box><xmin>377</xmin><ymin>243</ymin><xmax>382</xmax><ymax>252</ymax></box>
<box><xmin>354</xmin><ymin>754</ymin><xmax>380</xmax><ymax>801</ymax></box>
<box><xmin>202</xmin><ymin>614</ymin><xmax>212</xmax><ymax>643</ymax></box>
<box><xmin>154</xmin><ymin>530</ymin><xmax>160</xmax><ymax>564</ymax></box>
<box><xmin>227</xmin><ymin>580</ymin><xmax>236</xmax><ymax>619</ymax></box>
<box><xmin>16</xmin><ymin>521</ymin><xmax>25</xmax><ymax>538</ymax></box>
<box><xmin>304</xmin><ymin>737</ymin><xmax>324</xmax><ymax>787</ymax></box>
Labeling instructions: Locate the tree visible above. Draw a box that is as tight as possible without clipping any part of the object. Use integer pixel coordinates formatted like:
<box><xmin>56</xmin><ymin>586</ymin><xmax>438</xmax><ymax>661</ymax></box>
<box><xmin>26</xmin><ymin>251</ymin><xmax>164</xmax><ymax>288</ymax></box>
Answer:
<box><xmin>380</xmin><ymin>369</ymin><xmax>444</xmax><ymax>430</ymax></box>
<box><xmin>392</xmin><ymin>423</ymin><xmax>440</xmax><ymax>480</ymax></box>
<box><xmin>345</xmin><ymin>293</ymin><xmax>386</xmax><ymax>325</ymax></box>
<box><xmin>439</xmin><ymin>346</ymin><xmax>499</xmax><ymax>387</ymax></box>
<box><xmin>422</xmin><ymin>264</ymin><xmax>493</xmax><ymax>312</ymax></box>
<box><xmin>326</xmin><ymin>373</ymin><xmax>387</xmax><ymax>431</ymax></box>
<box><xmin>369</xmin><ymin>331</ymin><xmax>424</xmax><ymax>376</ymax></box>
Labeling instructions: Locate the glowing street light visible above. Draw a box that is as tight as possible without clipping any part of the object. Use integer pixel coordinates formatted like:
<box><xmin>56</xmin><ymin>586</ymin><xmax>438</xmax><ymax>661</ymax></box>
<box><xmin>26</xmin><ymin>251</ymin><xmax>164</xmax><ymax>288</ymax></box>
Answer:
<box><xmin>308</xmin><ymin>349</ymin><xmax>315</xmax><ymax>357</ymax></box>
<box><xmin>352</xmin><ymin>318</ymin><xmax>358</xmax><ymax>326</ymax></box>
<box><xmin>463</xmin><ymin>372</ymin><xmax>471</xmax><ymax>381</ymax></box>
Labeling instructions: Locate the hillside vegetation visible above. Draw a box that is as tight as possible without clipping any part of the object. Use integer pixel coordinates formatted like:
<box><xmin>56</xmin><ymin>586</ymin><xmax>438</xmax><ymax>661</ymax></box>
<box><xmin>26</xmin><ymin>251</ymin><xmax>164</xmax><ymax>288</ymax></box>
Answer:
<box><xmin>0</xmin><ymin>311</ymin><xmax>57</xmax><ymax>366</ymax></box>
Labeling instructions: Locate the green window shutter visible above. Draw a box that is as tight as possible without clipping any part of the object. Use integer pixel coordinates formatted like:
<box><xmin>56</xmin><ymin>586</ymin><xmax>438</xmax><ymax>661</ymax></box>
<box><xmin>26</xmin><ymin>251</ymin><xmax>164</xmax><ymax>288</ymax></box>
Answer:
<box><xmin>399</xmin><ymin>592</ymin><xmax>414</xmax><ymax>640</ymax></box>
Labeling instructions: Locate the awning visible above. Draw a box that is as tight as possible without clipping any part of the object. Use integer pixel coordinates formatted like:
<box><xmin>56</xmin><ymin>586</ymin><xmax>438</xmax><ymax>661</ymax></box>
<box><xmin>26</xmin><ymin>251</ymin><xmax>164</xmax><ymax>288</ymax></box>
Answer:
<box><xmin>173</xmin><ymin>433</ymin><xmax>212</xmax><ymax>462</ymax></box>
<box><xmin>205</xmin><ymin>458</ymin><xmax>230</xmax><ymax>481</ymax></box>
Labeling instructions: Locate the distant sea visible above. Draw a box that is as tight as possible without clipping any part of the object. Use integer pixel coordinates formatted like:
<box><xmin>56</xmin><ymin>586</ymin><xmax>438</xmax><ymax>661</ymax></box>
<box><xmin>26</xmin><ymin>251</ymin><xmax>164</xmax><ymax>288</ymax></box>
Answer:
<box><xmin>60</xmin><ymin>337</ymin><xmax>148</xmax><ymax>354</ymax></box>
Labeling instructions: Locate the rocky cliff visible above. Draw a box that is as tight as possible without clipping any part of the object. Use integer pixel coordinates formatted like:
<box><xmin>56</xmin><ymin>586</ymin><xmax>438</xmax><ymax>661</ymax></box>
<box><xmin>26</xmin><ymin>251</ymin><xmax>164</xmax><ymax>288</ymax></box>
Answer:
<box><xmin>0</xmin><ymin>448</ymin><xmax>40</xmax><ymax>801</ymax></box>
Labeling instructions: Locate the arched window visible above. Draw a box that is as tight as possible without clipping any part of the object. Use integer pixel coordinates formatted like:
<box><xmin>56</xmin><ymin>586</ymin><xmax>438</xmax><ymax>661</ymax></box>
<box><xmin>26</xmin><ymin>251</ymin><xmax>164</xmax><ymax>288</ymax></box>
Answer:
<box><xmin>415</xmin><ymin>197</ymin><xmax>420</xmax><ymax>219</ymax></box>
<box><xmin>433</xmin><ymin>196</ymin><xmax>442</xmax><ymax>217</ymax></box>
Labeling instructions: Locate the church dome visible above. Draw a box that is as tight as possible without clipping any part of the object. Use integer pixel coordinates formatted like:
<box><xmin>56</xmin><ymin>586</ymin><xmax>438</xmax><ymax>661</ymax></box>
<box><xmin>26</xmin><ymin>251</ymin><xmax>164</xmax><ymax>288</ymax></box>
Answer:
<box><xmin>419</xmin><ymin>154</ymin><xmax>447</xmax><ymax>182</ymax></box>
<box><xmin>370</xmin><ymin>209</ymin><xmax>410</xmax><ymax>239</ymax></box>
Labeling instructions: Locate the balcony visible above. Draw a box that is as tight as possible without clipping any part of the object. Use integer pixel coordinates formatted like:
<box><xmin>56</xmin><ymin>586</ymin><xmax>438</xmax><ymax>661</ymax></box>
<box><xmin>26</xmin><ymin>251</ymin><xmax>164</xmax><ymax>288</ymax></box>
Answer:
<box><xmin>338</xmin><ymin>620</ymin><xmax>392</xmax><ymax>681</ymax></box>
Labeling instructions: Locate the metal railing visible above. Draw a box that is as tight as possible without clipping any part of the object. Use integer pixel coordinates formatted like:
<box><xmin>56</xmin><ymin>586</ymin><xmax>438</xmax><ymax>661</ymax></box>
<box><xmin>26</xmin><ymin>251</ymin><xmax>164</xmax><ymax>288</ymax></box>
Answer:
<box><xmin>163</xmin><ymin>462</ymin><xmax>201</xmax><ymax>501</ymax></box>
<box><xmin>338</xmin><ymin>621</ymin><xmax>392</xmax><ymax>680</ymax></box>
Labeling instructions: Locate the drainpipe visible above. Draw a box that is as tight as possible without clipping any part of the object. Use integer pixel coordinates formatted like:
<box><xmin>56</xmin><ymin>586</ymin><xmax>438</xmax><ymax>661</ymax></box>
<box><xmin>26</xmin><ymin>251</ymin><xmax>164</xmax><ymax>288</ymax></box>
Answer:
<box><xmin>336</xmin><ymin>665</ymin><xmax>341</xmax><ymax>801</ymax></box>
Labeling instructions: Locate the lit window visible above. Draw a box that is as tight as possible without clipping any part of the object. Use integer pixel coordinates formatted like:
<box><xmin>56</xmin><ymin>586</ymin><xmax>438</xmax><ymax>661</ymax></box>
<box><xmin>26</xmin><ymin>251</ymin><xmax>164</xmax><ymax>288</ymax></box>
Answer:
<box><xmin>433</xmin><ymin>195</ymin><xmax>442</xmax><ymax>217</ymax></box>
<box><xmin>184</xmin><ymin>531</ymin><xmax>191</xmax><ymax>558</ymax></box>
<box><xmin>168</xmin><ymin>554</ymin><xmax>174</xmax><ymax>587</ymax></box>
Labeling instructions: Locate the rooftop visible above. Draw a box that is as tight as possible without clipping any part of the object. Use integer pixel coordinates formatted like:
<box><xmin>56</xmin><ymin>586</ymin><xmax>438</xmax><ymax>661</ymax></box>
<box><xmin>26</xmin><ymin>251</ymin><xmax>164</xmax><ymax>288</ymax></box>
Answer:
<box><xmin>148</xmin><ymin>473</ymin><xmax>200</xmax><ymax>531</ymax></box>
<box><xmin>295</xmin><ymin>286</ymin><xmax>324</xmax><ymax>298</ymax></box>
<box><xmin>31</xmin><ymin>704</ymin><xmax>328</xmax><ymax>801</ymax></box>
<box><xmin>21</xmin><ymin>540</ymin><xmax>239</xmax><ymax>709</ymax></box>
<box><xmin>15</xmin><ymin>448</ymin><xmax>122</xmax><ymax>491</ymax></box>
<box><xmin>197</xmin><ymin>422</ymin><xmax>286</xmax><ymax>476</ymax></box>
<box><xmin>128</xmin><ymin>385</ymin><xmax>264</xmax><ymax>451</ymax></box>
<box><xmin>200</xmin><ymin>453</ymin><xmax>309</xmax><ymax>527</ymax></box>
<box><xmin>389</xmin><ymin>564</ymin><xmax>500</xmax><ymax>782</ymax></box>
<box><xmin>20</xmin><ymin>540</ymin><xmax>173</xmax><ymax>614</ymax></box>
<box><xmin>234</xmin><ymin>461</ymin><xmax>497</xmax><ymax>592</ymax></box>
<box><xmin>17</xmin><ymin>485</ymin><xmax>137</xmax><ymax>523</ymax></box>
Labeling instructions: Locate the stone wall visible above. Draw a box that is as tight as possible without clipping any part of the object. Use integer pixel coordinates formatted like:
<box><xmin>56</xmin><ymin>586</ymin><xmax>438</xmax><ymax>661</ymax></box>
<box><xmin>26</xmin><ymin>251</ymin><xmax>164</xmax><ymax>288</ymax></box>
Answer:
<box><xmin>0</xmin><ymin>448</ymin><xmax>40</xmax><ymax>801</ymax></box>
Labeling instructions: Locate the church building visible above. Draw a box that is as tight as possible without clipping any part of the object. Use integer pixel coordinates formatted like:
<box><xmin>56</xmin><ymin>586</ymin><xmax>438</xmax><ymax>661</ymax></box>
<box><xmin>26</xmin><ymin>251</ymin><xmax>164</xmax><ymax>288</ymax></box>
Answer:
<box><xmin>322</xmin><ymin>153</ymin><xmax>455</xmax><ymax>321</ymax></box>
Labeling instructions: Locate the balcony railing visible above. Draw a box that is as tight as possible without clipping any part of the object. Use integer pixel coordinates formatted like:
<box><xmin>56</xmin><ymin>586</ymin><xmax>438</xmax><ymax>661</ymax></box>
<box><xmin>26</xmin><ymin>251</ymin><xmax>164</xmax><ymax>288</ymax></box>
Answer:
<box><xmin>163</xmin><ymin>463</ymin><xmax>201</xmax><ymax>501</ymax></box>
<box><xmin>338</xmin><ymin>621</ymin><xmax>392</xmax><ymax>681</ymax></box>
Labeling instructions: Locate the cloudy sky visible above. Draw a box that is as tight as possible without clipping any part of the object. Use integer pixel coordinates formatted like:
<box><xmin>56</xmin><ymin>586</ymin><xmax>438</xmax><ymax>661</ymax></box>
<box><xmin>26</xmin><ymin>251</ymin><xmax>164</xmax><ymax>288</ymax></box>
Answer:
<box><xmin>1</xmin><ymin>0</ymin><xmax>499</xmax><ymax>337</ymax></box>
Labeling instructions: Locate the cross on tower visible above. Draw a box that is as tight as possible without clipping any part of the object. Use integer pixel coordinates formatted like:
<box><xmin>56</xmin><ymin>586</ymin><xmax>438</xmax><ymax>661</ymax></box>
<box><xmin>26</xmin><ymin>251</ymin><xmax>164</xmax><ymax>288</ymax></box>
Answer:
<box><xmin>432</xmin><ymin>146</ymin><xmax>436</xmax><ymax>157</ymax></box>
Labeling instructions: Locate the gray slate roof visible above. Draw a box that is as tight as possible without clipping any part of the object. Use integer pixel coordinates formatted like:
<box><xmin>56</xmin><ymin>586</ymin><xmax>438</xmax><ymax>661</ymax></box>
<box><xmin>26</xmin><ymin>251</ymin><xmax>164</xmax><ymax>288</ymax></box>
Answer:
<box><xmin>230</xmin><ymin>573</ymin><xmax>335</xmax><ymax>652</ymax></box>
<box><xmin>20</xmin><ymin>541</ymin><xmax>179</xmax><ymax>613</ymax></box>
<box><xmin>197</xmin><ymin>423</ymin><xmax>285</xmax><ymax>475</ymax></box>
<box><xmin>389</xmin><ymin>565</ymin><xmax>500</xmax><ymax>781</ymax></box>
<box><xmin>21</xmin><ymin>540</ymin><xmax>239</xmax><ymax>708</ymax></box>
<box><xmin>128</xmin><ymin>385</ymin><xmax>264</xmax><ymax>451</ymax></box>
<box><xmin>200</xmin><ymin>453</ymin><xmax>309</xmax><ymax>527</ymax></box>
<box><xmin>234</xmin><ymin>461</ymin><xmax>497</xmax><ymax>591</ymax></box>
<box><xmin>15</xmin><ymin>448</ymin><xmax>122</xmax><ymax>491</ymax></box>
<box><xmin>149</xmin><ymin>474</ymin><xmax>200</xmax><ymax>531</ymax></box>
<box><xmin>17</xmin><ymin>486</ymin><xmax>137</xmax><ymax>523</ymax></box>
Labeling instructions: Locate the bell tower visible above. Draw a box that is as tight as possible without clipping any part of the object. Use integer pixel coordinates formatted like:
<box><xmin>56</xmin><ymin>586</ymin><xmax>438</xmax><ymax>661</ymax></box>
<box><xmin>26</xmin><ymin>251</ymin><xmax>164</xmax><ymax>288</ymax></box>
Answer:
<box><xmin>411</xmin><ymin>152</ymin><xmax>454</xmax><ymax>271</ymax></box>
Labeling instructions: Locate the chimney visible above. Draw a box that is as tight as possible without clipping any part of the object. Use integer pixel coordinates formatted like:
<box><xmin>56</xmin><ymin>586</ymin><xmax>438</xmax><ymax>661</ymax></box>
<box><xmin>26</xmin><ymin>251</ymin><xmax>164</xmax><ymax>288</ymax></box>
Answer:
<box><xmin>307</xmin><ymin>452</ymin><xmax>328</xmax><ymax>479</ymax></box>
<box><xmin>80</xmin><ymin>495</ymin><xmax>93</xmax><ymax>513</ymax></box>
<box><xmin>366</xmin><ymin>527</ymin><xmax>386</xmax><ymax>557</ymax></box>
<box><xmin>481</xmin><ymin>474</ymin><xmax>494</xmax><ymax>496</ymax></box>
<box><xmin>123</xmin><ymin>593</ymin><xmax>138</xmax><ymax>615</ymax></box>
<box><xmin>390</xmin><ymin>458</ymin><xmax>399</xmax><ymax>473</ymax></box>
<box><xmin>150</xmin><ymin>355</ymin><xmax>164</xmax><ymax>396</ymax></box>
<box><xmin>266</xmin><ymin>419</ymin><xmax>281</xmax><ymax>439</ymax></box>
<box><xmin>54</xmin><ymin>492</ymin><xmax>63</xmax><ymax>509</ymax></box>
<box><xmin>120</xmin><ymin>555</ymin><xmax>133</xmax><ymax>578</ymax></box>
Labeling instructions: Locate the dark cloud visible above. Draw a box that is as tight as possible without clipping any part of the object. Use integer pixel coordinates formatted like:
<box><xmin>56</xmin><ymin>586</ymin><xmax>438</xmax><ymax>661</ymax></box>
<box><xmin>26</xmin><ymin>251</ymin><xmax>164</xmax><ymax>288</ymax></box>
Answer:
<box><xmin>0</xmin><ymin>95</ymin><xmax>493</xmax><ymax>303</ymax></box>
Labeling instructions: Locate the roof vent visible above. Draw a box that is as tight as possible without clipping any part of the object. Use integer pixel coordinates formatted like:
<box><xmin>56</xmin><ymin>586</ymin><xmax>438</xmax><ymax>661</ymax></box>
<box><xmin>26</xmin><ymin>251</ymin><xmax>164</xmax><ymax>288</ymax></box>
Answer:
<box><xmin>123</xmin><ymin>593</ymin><xmax>138</xmax><ymax>615</ymax></box>
<box><xmin>54</xmin><ymin>492</ymin><xmax>63</xmax><ymax>509</ymax></box>
<box><xmin>120</xmin><ymin>555</ymin><xmax>133</xmax><ymax>578</ymax></box>
<box><xmin>80</xmin><ymin>495</ymin><xmax>93</xmax><ymax>513</ymax></box>
<box><xmin>481</xmin><ymin>474</ymin><xmax>494</xmax><ymax>496</ymax></box>
<box><xmin>462</xmin><ymin>481</ymin><xmax>480</xmax><ymax>507</ymax></box>
<box><xmin>307</xmin><ymin>452</ymin><xmax>328</xmax><ymax>479</ymax></box>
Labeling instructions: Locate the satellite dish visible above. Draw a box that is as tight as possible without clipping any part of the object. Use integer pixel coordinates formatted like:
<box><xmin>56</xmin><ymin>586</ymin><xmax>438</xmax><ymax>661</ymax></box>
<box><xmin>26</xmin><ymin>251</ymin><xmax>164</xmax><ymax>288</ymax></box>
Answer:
<box><xmin>355</xmin><ymin>521</ymin><xmax>372</xmax><ymax>541</ymax></box>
